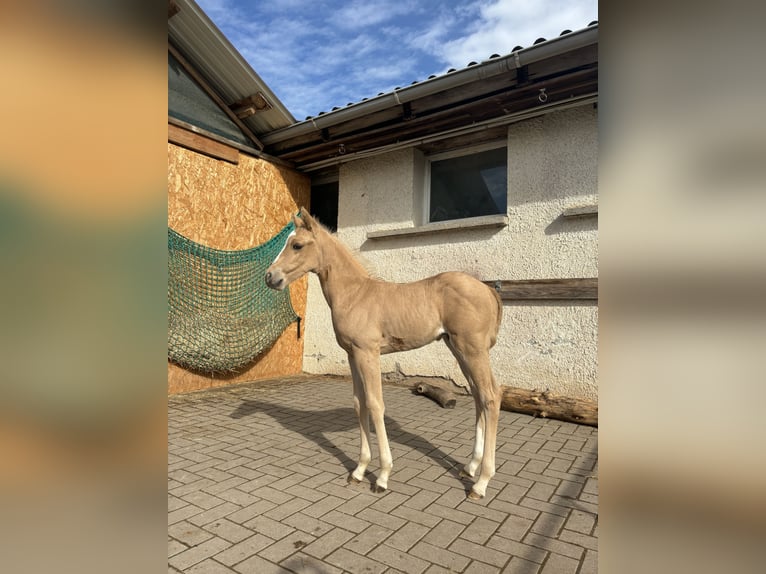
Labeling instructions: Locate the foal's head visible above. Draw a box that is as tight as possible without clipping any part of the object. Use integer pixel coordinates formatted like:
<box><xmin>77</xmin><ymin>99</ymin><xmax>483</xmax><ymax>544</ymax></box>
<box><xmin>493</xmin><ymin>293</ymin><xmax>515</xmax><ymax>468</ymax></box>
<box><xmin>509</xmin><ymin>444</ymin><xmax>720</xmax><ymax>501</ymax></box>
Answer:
<box><xmin>265</xmin><ymin>209</ymin><xmax>322</xmax><ymax>291</ymax></box>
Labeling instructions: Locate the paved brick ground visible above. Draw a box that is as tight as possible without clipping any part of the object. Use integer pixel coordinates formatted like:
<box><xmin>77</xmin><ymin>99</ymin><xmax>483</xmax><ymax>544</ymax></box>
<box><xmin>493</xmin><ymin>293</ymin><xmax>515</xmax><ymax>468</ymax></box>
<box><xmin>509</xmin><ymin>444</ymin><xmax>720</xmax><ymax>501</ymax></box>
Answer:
<box><xmin>169</xmin><ymin>376</ymin><xmax>598</xmax><ymax>573</ymax></box>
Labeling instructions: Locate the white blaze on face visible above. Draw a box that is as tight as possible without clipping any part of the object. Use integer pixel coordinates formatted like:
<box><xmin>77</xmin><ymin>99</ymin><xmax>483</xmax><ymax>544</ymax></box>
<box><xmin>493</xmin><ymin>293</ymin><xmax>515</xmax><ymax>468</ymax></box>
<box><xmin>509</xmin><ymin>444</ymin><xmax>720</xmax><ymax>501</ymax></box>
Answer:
<box><xmin>272</xmin><ymin>230</ymin><xmax>295</xmax><ymax>266</ymax></box>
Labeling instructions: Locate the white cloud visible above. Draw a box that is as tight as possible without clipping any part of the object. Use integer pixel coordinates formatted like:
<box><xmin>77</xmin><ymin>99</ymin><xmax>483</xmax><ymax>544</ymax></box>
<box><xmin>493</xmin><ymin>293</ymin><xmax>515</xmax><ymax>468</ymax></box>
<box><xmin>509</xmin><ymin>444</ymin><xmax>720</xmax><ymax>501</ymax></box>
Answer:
<box><xmin>333</xmin><ymin>0</ymin><xmax>418</xmax><ymax>29</ymax></box>
<box><xmin>437</xmin><ymin>0</ymin><xmax>598</xmax><ymax>68</ymax></box>
<box><xmin>407</xmin><ymin>12</ymin><xmax>458</xmax><ymax>54</ymax></box>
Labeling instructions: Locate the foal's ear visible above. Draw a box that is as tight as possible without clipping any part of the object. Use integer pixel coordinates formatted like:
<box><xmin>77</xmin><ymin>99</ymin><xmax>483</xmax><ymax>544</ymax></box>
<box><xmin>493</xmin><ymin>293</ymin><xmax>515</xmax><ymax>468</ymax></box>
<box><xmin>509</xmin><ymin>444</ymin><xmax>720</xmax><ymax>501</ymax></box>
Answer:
<box><xmin>297</xmin><ymin>207</ymin><xmax>317</xmax><ymax>231</ymax></box>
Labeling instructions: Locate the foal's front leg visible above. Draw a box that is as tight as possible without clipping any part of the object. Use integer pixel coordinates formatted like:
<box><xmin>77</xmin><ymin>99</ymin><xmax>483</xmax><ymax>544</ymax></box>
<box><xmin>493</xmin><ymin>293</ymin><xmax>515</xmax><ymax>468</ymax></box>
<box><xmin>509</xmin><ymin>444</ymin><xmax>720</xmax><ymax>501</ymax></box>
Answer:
<box><xmin>349</xmin><ymin>359</ymin><xmax>372</xmax><ymax>484</ymax></box>
<box><xmin>350</xmin><ymin>348</ymin><xmax>392</xmax><ymax>493</ymax></box>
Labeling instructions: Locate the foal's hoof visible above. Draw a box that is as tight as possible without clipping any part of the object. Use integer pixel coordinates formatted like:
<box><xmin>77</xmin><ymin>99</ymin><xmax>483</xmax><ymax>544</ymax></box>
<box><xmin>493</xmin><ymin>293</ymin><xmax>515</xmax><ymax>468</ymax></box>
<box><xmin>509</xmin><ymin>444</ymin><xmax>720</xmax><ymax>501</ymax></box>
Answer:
<box><xmin>467</xmin><ymin>489</ymin><xmax>484</xmax><ymax>501</ymax></box>
<box><xmin>347</xmin><ymin>474</ymin><xmax>361</xmax><ymax>485</ymax></box>
<box><xmin>372</xmin><ymin>483</ymin><xmax>387</xmax><ymax>494</ymax></box>
<box><xmin>459</xmin><ymin>469</ymin><xmax>474</xmax><ymax>480</ymax></box>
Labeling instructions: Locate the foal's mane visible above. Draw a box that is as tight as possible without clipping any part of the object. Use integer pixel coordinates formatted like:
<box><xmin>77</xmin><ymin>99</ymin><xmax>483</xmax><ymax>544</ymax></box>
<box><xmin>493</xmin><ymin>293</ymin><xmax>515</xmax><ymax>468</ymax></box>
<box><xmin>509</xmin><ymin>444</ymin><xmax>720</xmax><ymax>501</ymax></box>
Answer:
<box><xmin>308</xmin><ymin>217</ymin><xmax>377</xmax><ymax>279</ymax></box>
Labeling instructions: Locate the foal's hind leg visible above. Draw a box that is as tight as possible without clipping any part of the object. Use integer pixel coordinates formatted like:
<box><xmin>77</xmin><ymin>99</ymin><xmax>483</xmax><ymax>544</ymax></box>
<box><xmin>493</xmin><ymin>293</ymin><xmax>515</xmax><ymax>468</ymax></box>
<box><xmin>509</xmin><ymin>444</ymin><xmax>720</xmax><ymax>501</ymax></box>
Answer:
<box><xmin>467</xmin><ymin>365</ymin><xmax>500</xmax><ymax>500</ymax></box>
<box><xmin>447</xmin><ymin>337</ymin><xmax>500</xmax><ymax>499</ymax></box>
<box><xmin>460</xmin><ymin>395</ymin><xmax>486</xmax><ymax>481</ymax></box>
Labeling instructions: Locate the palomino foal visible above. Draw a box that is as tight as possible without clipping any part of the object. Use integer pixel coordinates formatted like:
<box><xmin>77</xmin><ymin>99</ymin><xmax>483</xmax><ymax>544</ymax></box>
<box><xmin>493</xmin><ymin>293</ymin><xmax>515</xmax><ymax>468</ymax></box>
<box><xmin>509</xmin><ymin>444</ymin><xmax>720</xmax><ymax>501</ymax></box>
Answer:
<box><xmin>265</xmin><ymin>209</ymin><xmax>503</xmax><ymax>499</ymax></box>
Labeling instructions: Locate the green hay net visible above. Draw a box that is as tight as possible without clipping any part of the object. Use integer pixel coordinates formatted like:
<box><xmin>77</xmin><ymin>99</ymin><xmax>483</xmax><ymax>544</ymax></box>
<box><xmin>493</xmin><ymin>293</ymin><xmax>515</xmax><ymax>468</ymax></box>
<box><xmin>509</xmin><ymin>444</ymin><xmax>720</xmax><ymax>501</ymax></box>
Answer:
<box><xmin>168</xmin><ymin>222</ymin><xmax>299</xmax><ymax>373</ymax></box>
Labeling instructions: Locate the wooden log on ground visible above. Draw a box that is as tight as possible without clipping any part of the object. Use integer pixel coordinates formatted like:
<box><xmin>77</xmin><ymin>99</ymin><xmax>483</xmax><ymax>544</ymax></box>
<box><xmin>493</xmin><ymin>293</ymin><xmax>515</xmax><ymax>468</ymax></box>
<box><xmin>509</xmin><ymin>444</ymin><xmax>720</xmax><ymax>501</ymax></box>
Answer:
<box><xmin>500</xmin><ymin>386</ymin><xmax>598</xmax><ymax>427</ymax></box>
<box><xmin>414</xmin><ymin>382</ymin><xmax>457</xmax><ymax>409</ymax></box>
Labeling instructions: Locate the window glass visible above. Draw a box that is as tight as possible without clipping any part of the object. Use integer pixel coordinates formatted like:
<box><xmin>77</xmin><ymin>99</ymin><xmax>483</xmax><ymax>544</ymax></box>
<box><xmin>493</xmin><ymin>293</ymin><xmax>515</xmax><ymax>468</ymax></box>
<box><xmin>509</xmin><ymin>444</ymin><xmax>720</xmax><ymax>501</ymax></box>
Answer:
<box><xmin>168</xmin><ymin>52</ymin><xmax>251</xmax><ymax>147</ymax></box>
<box><xmin>429</xmin><ymin>147</ymin><xmax>507</xmax><ymax>223</ymax></box>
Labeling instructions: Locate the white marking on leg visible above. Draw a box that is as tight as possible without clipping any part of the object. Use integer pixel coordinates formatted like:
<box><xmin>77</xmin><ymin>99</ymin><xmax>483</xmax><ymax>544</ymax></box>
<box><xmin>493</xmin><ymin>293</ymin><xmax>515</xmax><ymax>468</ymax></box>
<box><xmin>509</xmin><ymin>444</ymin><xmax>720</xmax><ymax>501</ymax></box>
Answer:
<box><xmin>463</xmin><ymin>411</ymin><xmax>485</xmax><ymax>478</ymax></box>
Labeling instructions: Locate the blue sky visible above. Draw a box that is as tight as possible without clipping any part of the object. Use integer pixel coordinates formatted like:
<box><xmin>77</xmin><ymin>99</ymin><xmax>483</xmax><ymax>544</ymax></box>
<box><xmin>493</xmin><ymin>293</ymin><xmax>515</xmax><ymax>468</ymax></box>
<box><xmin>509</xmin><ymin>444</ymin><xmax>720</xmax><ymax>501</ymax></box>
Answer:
<box><xmin>196</xmin><ymin>0</ymin><xmax>598</xmax><ymax>121</ymax></box>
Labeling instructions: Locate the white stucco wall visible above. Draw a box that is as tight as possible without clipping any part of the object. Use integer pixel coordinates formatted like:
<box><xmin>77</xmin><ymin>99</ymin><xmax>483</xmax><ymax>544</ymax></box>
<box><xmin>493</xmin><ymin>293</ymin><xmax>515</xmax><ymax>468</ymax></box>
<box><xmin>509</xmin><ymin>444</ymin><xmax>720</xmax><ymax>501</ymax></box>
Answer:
<box><xmin>302</xmin><ymin>105</ymin><xmax>598</xmax><ymax>400</ymax></box>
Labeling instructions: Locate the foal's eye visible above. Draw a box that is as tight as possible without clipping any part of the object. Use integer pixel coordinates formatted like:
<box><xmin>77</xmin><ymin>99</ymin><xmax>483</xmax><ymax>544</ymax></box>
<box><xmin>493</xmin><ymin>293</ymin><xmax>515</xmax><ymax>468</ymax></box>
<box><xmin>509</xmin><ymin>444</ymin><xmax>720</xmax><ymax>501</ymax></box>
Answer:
<box><xmin>292</xmin><ymin>243</ymin><xmax>303</xmax><ymax>251</ymax></box>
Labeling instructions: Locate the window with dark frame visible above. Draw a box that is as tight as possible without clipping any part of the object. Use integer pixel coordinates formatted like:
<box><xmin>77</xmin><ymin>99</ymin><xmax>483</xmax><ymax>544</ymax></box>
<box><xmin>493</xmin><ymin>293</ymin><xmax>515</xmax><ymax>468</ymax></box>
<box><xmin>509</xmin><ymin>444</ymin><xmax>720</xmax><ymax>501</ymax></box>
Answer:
<box><xmin>427</xmin><ymin>145</ymin><xmax>508</xmax><ymax>223</ymax></box>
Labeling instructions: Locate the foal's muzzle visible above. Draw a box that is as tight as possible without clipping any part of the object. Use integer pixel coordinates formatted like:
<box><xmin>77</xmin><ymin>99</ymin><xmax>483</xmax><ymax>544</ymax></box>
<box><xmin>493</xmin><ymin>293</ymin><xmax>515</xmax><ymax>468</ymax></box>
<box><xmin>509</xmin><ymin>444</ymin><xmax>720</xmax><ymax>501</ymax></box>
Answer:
<box><xmin>265</xmin><ymin>270</ymin><xmax>284</xmax><ymax>290</ymax></box>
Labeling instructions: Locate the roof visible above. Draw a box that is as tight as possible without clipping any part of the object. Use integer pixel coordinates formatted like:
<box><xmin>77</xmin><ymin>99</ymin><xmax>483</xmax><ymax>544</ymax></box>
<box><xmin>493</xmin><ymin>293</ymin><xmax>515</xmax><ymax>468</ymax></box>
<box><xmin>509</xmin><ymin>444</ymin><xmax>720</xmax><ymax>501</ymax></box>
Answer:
<box><xmin>261</xmin><ymin>22</ymin><xmax>598</xmax><ymax>171</ymax></box>
<box><xmin>168</xmin><ymin>0</ymin><xmax>295</xmax><ymax>139</ymax></box>
<box><xmin>169</xmin><ymin>0</ymin><xmax>597</xmax><ymax>172</ymax></box>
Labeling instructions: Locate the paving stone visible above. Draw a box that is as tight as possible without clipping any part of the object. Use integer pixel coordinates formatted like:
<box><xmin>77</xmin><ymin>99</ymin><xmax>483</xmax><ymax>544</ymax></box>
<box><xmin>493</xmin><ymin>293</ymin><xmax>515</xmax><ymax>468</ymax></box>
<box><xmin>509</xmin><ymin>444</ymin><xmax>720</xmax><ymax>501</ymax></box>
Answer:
<box><xmin>423</xmin><ymin>561</ymin><xmax>460</xmax><ymax>574</ymax></box>
<box><xmin>519</xmin><ymin>497</ymin><xmax>571</xmax><ymax>518</ymax></box>
<box><xmin>321</xmin><ymin>509</ymin><xmax>371</xmax><ymax>532</ymax></box>
<box><xmin>168</xmin><ymin>520</ymin><xmax>214</xmax><ymax>547</ymax></box>
<box><xmin>185</xmin><ymin>558</ymin><xmax>236</xmax><ymax>574</ymax></box>
<box><xmin>227</xmin><ymin>499</ymin><xmax>277</xmax><ymax>525</ymax></box>
<box><xmin>281</xmin><ymin>552</ymin><xmax>344</xmax><ymax>574</ymax></box>
<box><xmin>168</xmin><ymin>538</ymin><xmax>188</xmax><ymax>558</ymax></box>
<box><xmin>424</xmin><ymin>502</ymin><xmax>475</xmax><ymax>525</ymax></box>
<box><xmin>530</xmin><ymin>512</ymin><xmax>567</xmax><ymax>537</ymax></box>
<box><xmin>180</xmin><ymin>490</ymin><xmax>227</xmax><ymax>510</ymax></box>
<box><xmin>421</xmin><ymin>518</ymin><xmax>464</xmax><ymax>548</ymax></box>
<box><xmin>203</xmin><ymin>476</ymin><xmax>249</xmax><ymax>495</ymax></box>
<box><xmin>325</xmin><ymin>547</ymin><xmax>387</xmax><ymax>574</ymax></box>
<box><xmin>563</xmin><ymin>509</ymin><xmax>596</xmax><ymax>535</ymax></box>
<box><xmin>281</xmin><ymin>512</ymin><xmax>334</xmax><ymax>538</ymax></box>
<box><xmin>369</xmin><ymin>544</ymin><xmax>430</xmax><ymax>574</ymax></box>
<box><xmin>391</xmin><ymin>504</ymin><xmax>442</xmax><ymax>528</ymax></box>
<box><xmin>302</xmin><ymin>528</ymin><xmax>355</xmax><ymax>559</ymax></box>
<box><xmin>214</xmin><ymin>488</ymin><xmax>260</xmax><ymax>507</ymax></box>
<box><xmin>462</xmin><ymin>516</ymin><xmax>501</xmax><ymax>544</ymax></box>
<box><xmin>168</xmin><ymin>495</ymin><xmax>188</xmax><ymax>512</ymax></box>
<box><xmin>233</xmin><ymin>554</ymin><xmax>291</xmax><ymax>574</ymax></box>
<box><xmin>456</xmin><ymin>499</ymin><xmax>509</xmax><ymax>524</ymax></box>
<box><xmin>168</xmin><ymin>504</ymin><xmax>204</xmax><ymax>526</ymax></box>
<box><xmin>188</xmin><ymin>502</ymin><xmax>241</xmax><ymax>528</ymax></box>
<box><xmin>450</xmin><ymin>538</ymin><xmax>511</xmax><ymax>568</ymax></box>
<box><xmin>359</xmin><ymin>507</ymin><xmax>407</xmax><ymax>531</ymax></box>
<box><xmin>369</xmin><ymin>490</ymin><xmax>409</xmax><ymax>514</ymax></box>
<box><xmin>346</xmin><ymin>524</ymin><xmax>395</xmax><ymax>556</ymax></box>
<box><xmin>539</xmin><ymin>553</ymin><xmax>579</xmax><ymax>574</ymax></box>
<box><xmin>301</xmin><ymin>494</ymin><xmax>346</xmax><ymax>519</ymax></box>
<box><xmin>554</xmin><ymin>479</ymin><xmax>584</xmax><ymax>499</ymax></box>
<box><xmin>580</xmin><ymin>549</ymin><xmax>597</xmax><ymax>574</ymax></box>
<box><xmin>170</xmin><ymin>379</ymin><xmax>598</xmax><ymax>574</ymax></box>
<box><xmin>486</xmin><ymin>536</ymin><xmax>548</xmax><ymax>565</ymax></box>
<box><xmin>502</xmin><ymin>556</ymin><xmax>542</xmax><ymax>573</ymax></box>
<box><xmin>242</xmin><ymin>515</ymin><xmax>295</xmax><ymax>541</ymax></box>
<box><xmin>557</xmin><ymin>529</ymin><xmax>597</xmax><ymax>552</ymax></box>
<box><xmin>258</xmin><ymin>530</ymin><xmax>317</xmax><ymax>564</ymax></box>
<box><xmin>335</xmin><ymin>491</ymin><xmax>379</xmax><ymax>515</ymax></box>
<box><xmin>263</xmin><ymin>497</ymin><xmax>312</xmax><ymax>521</ymax></box>
<box><xmin>464</xmin><ymin>561</ymin><xmax>503</xmax><ymax>573</ymax></box>
<box><xmin>385</xmin><ymin>521</ymin><xmax>430</xmax><ymax>551</ymax></box>
<box><xmin>410</xmin><ymin>540</ymin><xmax>471</xmax><ymax>571</ymax></box>
<box><xmin>214</xmin><ymin>534</ymin><xmax>275</xmax><ymax>567</ymax></box>
<box><xmin>497</xmin><ymin>514</ymin><xmax>534</xmax><ymax>541</ymax></box>
<box><xmin>526</xmin><ymin>481</ymin><xmax>558</xmax><ymax>502</ymax></box>
<box><xmin>202</xmin><ymin>518</ymin><xmax>254</xmax><ymax>544</ymax></box>
<box><xmin>523</xmin><ymin>533</ymin><xmax>584</xmax><ymax>561</ymax></box>
<box><xmin>406</xmin><ymin>476</ymin><xmax>452</xmax><ymax>495</ymax></box>
<box><xmin>168</xmin><ymin>536</ymin><xmax>232</xmax><ymax>571</ymax></box>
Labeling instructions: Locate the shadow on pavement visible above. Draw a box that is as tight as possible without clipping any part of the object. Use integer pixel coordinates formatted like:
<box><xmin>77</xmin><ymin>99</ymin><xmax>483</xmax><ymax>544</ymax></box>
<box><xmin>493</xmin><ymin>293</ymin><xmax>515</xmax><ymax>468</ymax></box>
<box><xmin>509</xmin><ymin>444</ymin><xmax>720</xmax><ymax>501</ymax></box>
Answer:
<box><xmin>230</xmin><ymin>398</ymin><xmax>468</xmax><ymax>491</ymax></box>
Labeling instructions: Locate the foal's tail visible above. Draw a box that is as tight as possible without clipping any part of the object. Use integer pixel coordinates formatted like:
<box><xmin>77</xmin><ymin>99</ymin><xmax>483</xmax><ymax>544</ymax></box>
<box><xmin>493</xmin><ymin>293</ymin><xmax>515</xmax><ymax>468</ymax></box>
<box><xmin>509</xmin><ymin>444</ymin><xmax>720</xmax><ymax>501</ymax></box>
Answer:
<box><xmin>489</xmin><ymin>286</ymin><xmax>503</xmax><ymax>348</ymax></box>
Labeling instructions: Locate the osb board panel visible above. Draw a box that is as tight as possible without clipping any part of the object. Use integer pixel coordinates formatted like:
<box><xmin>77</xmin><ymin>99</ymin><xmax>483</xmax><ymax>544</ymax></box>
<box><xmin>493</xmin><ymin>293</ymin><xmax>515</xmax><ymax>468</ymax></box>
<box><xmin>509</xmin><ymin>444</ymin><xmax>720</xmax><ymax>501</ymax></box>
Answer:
<box><xmin>168</xmin><ymin>143</ymin><xmax>310</xmax><ymax>249</ymax></box>
<box><xmin>168</xmin><ymin>143</ymin><xmax>311</xmax><ymax>394</ymax></box>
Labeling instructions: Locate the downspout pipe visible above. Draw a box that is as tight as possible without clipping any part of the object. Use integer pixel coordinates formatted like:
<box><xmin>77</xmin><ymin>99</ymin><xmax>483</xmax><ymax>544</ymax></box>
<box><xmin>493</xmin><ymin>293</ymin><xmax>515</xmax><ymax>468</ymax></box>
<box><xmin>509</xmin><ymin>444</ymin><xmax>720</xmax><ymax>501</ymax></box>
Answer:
<box><xmin>260</xmin><ymin>24</ymin><xmax>598</xmax><ymax>146</ymax></box>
